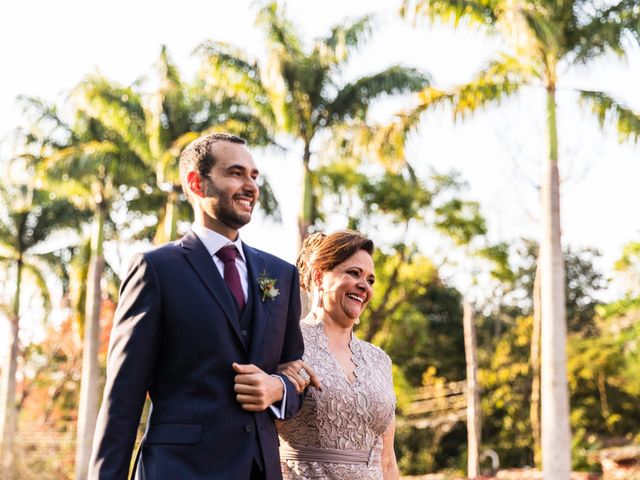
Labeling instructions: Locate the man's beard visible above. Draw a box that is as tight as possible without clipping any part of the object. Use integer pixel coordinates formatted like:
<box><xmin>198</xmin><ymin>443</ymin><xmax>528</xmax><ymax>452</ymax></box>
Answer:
<box><xmin>209</xmin><ymin>185</ymin><xmax>252</xmax><ymax>230</ymax></box>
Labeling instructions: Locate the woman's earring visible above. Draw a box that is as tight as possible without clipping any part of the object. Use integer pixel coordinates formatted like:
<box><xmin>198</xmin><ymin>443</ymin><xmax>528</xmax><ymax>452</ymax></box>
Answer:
<box><xmin>355</xmin><ymin>317</ymin><xmax>360</xmax><ymax>325</ymax></box>
<box><xmin>316</xmin><ymin>289</ymin><xmax>324</xmax><ymax>309</ymax></box>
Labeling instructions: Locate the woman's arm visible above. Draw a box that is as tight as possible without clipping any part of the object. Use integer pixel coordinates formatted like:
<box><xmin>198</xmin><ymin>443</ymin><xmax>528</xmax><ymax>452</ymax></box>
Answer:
<box><xmin>381</xmin><ymin>416</ymin><xmax>400</xmax><ymax>480</ymax></box>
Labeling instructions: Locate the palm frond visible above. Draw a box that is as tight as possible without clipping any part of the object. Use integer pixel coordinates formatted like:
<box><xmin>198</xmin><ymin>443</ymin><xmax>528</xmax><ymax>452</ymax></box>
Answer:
<box><xmin>256</xmin><ymin>1</ymin><xmax>303</xmax><ymax>57</ymax></box>
<box><xmin>17</xmin><ymin>95</ymin><xmax>70</xmax><ymax>135</ymax></box>
<box><xmin>378</xmin><ymin>52</ymin><xmax>532</xmax><ymax>149</ymax></box>
<box><xmin>419</xmin><ymin>53</ymin><xmax>532</xmax><ymax>122</ymax></box>
<box><xmin>157</xmin><ymin>45</ymin><xmax>184</xmax><ymax>91</ymax></box>
<box><xmin>158</xmin><ymin>131</ymin><xmax>201</xmax><ymax>186</ymax></box>
<box><xmin>401</xmin><ymin>0</ymin><xmax>497</xmax><ymax>28</ymax></box>
<box><xmin>0</xmin><ymin>301</ymin><xmax>12</xmax><ymax>320</ymax></box>
<box><xmin>256</xmin><ymin>175</ymin><xmax>281</xmax><ymax>221</ymax></box>
<box><xmin>319</xmin><ymin>13</ymin><xmax>376</xmax><ymax>65</ymax></box>
<box><xmin>569</xmin><ymin>0</ymin><xmax>640</xmax><ymax>64</ymax></box>
<box><xmin>16</xmin><ymin>95</ymin><xmax>72</xmax><ymax>148</ymax></box>
<box><xmin>36</xmin><ymin>174</ymin><xmax>91</xmax><ymax>208</ymax></box>
<box><xmin>43</xmin><ymin>141</ymin><xmax>120</xmax><ymax>179</ymax></box>
<box><xmin>195</xmin><ymin>41</ymin><xmax>261</xmax><ymax>78</ymax></box>
<box><xmin>195</xmin><ymin>41</ymin><xmax>276</xmax><ymax>128</ymax></box>
<box><xmin>109</xmin><ymin>149</ymin><xmax>154</xmax><ymax>187</ymax></box>
<box><xmin>0</xmin><ymin>247</ymin><xmax>18</xmax><ymax>260</ymax></box>
<box><xmin>155</xmin><ymin>46</ymin><xmax>192</xmax><ymax>145</ymax></box>
<box><xmin>22</xmin><ymin>261</ymin><xmax>51</xmax><ymax>312</ymax></box>
<box><xmin>327</xmin><ymin>66</ymin><xmax>430</xmax><ymax>123</ymax></box>
<box><xmin>325</xmin><ymin>122</ymin><xmax>414</xmax><ymax>172</ymax></box>
<box><xmin>26</xmin><ymin>193</ymin><xmax>90</xmax><ymax>247</ymax></box>
<box><xmin>449</xmin><ymin>54</ymin><xmax>533</xmax><ymax>118</ymax></box>
<box><xmin>516</xmin><ymin>5</ymin><xmax>563</xmax><ymax>58</ymax></box>
<box><xmin>580</xmin><ymin>90</ymin><xmax>640</xmax><ymax>143</ymax></box>
<box><xmin>124</xmin><ymin>187</ymin><xmax>167</xmax><ymax>217</ymax></box>
<box><xmin>0</xmin><ymin>218</ymin><xmax>17</xmax><ymax>247</ymax></box>
<box><xmin>217</xmin><ymin>114</ymin><xmax>275</xmax><ymax>146</ymax></box>
<box><xmin>73</xmin><ymin>75</ymin><xmax>152</xmax><ymax>163</ymax></box>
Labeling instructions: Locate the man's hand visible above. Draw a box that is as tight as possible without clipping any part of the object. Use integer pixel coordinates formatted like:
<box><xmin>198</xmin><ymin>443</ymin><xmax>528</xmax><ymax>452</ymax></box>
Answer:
<box><xmin>232</xmin><ymin>363</ymin><xmax>284</xmax><ymax>411</ymax></box>
<box><xmin>277</xmin><ymin>360</ymin><xmax>322</xmax><ymax>394</ymax></box>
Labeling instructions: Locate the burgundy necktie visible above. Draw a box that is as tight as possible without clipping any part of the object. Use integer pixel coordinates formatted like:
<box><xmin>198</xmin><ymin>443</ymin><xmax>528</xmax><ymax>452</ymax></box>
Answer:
<box><xmin>215</xmin><ymin>246</ymin><xmax>245</xmax><ymax>310</ymax></box>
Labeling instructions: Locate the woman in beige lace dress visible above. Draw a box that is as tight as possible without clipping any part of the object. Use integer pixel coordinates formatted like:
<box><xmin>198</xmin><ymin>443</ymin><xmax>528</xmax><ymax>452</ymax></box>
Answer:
<box><xmin>277</xmin><ymin>231</ymin><xmax>399</xmax><ymax>480</ymax></box>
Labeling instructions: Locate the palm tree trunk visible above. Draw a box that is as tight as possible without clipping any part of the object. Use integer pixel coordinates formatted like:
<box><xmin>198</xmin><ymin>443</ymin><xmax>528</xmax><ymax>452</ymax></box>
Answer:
<box><xmin>0</xmin><ymin>259</ymin><xmax>22</xmax><ymax>479</ymax></box>
<box><xmin>530</xmin><ymin>252</ymin><xmax>542</xmax><ymax>468</ymax></box>
<box><xmin>463</xmin><ymin>303</ymin><xmax>481</xmax><ymax>479</ymax></box>
<box><xmin>540</xmin><ymin>85</ymin><xmax>572</xmax><ymax>479</ymax></box>
<box><xmin>75</xmin><ymin>203</ymin><xmax>106</xmax><ymax>479</ymax></box>
<box><xmin>153</xmin><ymin>192</ymin><xmax>179</xmax><ymax>245</ymax></box>
<box><xmin>163</xmin><ymin>190</ymin><xmax>179</xmax><ymax>242</ymax></box>
<box><xmin>298</xmin><ymin>142</ymin><xmax>313</xmax><ymax>249</ymax></box>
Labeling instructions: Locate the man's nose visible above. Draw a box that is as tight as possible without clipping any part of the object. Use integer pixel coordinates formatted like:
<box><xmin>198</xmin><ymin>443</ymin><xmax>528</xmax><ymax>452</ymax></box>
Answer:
<box><xmin>244</xmin><ymin>176</ymin><xmax>259</xmax><ymax>195</ymax></box>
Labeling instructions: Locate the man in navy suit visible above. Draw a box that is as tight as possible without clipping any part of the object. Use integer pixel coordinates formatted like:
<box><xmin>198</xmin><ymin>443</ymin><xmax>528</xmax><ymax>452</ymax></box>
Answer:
<box><xmin>89</xmin><ymin>133</ymin><xmax>306</xmax><ymax>479</ymax></box>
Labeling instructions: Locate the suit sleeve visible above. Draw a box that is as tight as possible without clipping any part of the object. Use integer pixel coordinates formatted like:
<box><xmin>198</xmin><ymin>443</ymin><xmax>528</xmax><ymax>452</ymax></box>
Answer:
<box><xmin>274</xmin><ymin>265</ymin><xmax>305</xmax><ymax>419</ymax></box>
<box><xmin>88</xmin><ymin>253</ymin><xmax>162</xmax><ymax>479</ymax></box>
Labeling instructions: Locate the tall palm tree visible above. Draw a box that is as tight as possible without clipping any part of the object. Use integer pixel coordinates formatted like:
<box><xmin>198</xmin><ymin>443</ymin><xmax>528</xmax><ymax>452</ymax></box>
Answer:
<box><xmin>0</xmin><ymin>164</ymin><xmax>84</xmax><ymax>478</ymax></box>
<box><xmin>197</xmin><ymin>1</ymin><xmax>430</xmax><ymax>244</ymax></box>
<box><xmin>75</xmin><ymin>46</ymin><xmax>278</xmax><ymax>244</ymax></box>
<box><xmin>27</xmin><ymin>98</ymin><xmax>150</xmax><ymax>478</ymax></box>
<box><xmin>401</xmin><ymin>0</ymin><xmax>640</xmax><ymax>476</ymax></box>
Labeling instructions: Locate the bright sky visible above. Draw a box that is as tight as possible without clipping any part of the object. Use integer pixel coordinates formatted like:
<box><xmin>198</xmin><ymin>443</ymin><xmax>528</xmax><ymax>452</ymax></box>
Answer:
<box><xmin>1</xmin><ymin>0</ymin><xmax>639</xmax><ymax>304</ymax></box>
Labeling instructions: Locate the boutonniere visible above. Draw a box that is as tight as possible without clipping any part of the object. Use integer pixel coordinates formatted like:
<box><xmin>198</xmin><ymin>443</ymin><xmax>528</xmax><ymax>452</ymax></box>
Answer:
<box><xmin>258</xmin><ymin>271</ymin><xmax>279</xmax><ymax>301</ymax></box>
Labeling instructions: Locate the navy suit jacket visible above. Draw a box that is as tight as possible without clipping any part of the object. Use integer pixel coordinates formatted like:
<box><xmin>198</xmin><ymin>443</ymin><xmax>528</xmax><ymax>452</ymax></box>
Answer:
<box><xmin>89</xmin><ymin>231</ymin><xmax>304</xmax><ymax>479</ymax></box>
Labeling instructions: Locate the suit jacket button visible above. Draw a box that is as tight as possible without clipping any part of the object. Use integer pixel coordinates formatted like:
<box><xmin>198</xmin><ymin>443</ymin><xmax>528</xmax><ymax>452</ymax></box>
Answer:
<box><xmin>244</xmin><ymin>424</ymin><xmax>253</xmax><ymax>433</ymax></box>
<box><xmin>241</xmin><ymin>329</ymin><xmax>248</xmax><ymax>336</ymax></box>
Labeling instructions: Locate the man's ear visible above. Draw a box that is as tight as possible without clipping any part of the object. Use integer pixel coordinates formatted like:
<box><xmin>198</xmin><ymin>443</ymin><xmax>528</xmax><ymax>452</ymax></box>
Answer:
<box><xmin>187</xmin><ymin>171</ymin><xmax>204</xmax><ymax>199</ymax></box>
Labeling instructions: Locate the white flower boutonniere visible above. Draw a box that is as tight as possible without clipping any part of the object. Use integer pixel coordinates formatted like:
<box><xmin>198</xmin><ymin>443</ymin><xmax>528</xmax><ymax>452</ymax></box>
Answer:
<box><xmin>258</xmin><ymin>271</ymin><xmax>279</xmax><ymax>301</ymax></box>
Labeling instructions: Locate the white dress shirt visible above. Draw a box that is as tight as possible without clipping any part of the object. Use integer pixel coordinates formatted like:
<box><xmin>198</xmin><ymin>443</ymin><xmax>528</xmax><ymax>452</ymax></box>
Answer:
<box><xmin>192</xmin><ymin>224</ymin><xmax>248</xmax><ymax>302</ymax></box>
<box><xmin>191</xmin><ymin>224</ymin><xmax>287</xmax><ymax>418</ymax></box>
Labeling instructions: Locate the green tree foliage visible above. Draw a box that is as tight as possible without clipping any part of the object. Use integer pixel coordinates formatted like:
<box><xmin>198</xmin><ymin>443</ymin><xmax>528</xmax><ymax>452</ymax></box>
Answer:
<box><xmin>473</xmin><ymin>242</ymin><xmax>640</xmax><ymax>472</ymax></box>
<box><xmin>614</xmin><ymin>240</ymin><xmax>640</xmax><ymax>298</ymax></box>
<box><xmin>480</xmin><ymin>315</ymin><xmax>536</xmax><ymax>467</ymax></box>
<box><xmin>302</xmin><ymin>118</ymin><xmax>492</xmax><ymax>475</ymax></box>
<box><xmin>0</xmin><ymin>148</ymin><xmax>87</xmax><ymax>475</ymax></box>
<box><xmin>402</xmin><ymin>1</ymin><xmax>640</xmax><ymax>472</ymax></box>
<box><xmin>75</xmin><ymin>46</ymin><xmax>279</xmax><ymax>243</ymax></box>
<box><xmin>476</xmin><ymin>239</ymin><xmax>608</xmax><ymax>337</ymax></box>
<box><xmin>368</xmin><ymin>252</ymin><xmax>465</xmax><ymax>385</ymax></box>
<box><xmin>196</xmin><ymin>1</ymin><xmax>430</xmax><ymax>243</ymax></box>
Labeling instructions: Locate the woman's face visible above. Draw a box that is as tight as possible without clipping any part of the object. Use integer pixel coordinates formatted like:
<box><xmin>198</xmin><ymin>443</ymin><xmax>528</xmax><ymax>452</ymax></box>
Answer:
<box><xmin>318</xmin><ymin>249</ymin><xmax>375</xmax><ymax>323</ymax></box>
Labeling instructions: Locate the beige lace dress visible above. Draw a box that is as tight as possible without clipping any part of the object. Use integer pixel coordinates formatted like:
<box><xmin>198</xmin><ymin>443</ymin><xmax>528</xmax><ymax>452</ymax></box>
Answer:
<box><xmin>277</xmin><ymin>317</ymin><xmax>396</xmax><ymax>480</ymax></box>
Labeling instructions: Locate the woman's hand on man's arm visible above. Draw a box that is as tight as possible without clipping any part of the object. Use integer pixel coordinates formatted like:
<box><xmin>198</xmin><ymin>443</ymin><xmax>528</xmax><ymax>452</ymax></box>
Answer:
<box><xmin>277</xmin><ymin>359</ymin><xmax>322</xmax><ymax>394</ymax></box>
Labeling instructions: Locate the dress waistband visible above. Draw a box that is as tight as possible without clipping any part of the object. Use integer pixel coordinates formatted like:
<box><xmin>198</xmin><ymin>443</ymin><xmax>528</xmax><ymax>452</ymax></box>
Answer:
<box><xmin>279</xmin><ymin>442</ymin><xmax>381</xmax><ymax>467</ymax></box>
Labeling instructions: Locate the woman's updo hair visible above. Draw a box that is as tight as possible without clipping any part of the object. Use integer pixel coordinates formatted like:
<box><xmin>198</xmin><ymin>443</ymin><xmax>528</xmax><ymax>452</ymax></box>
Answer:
<box><xmin>296</xmin><ymin>230</ymin><xmax>374</xmax><ymax>292</ymax></box>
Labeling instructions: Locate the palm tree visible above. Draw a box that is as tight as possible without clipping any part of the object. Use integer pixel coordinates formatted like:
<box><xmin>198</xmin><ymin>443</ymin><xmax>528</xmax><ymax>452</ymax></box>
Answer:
<box><xmin>25</xmin><ymin>97</ymin><xmax>150</xmax><ymax>478</ymax></box>
<box><xmin>0</xmin><ymin>161</ymin><xmax>84</xmax><ymax>478</ymax></box>
<box><xmin>401</xmin><ymin>0</ymin><xmax>640</xmax><ymax>476</ymax></box>
<box><xmin>197</xmin><ymin>1</ymin><xmax>430</xmax><ymax>244</ymax></box>
<box><xmin>75</xmin><ymin>46</ymin><xmax>278</xmax><ymax>244</ymax></box>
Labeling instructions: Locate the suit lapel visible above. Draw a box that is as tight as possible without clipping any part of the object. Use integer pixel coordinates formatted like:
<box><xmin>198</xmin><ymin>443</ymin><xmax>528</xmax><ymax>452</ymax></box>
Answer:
<box><xmin>180</xmin><ymin>231</ymin><xmax>244</xmax><ymax>346</ymax></box>
<box><xmin>244</xmin><ymin>243</ymin><xmax>268</xmax><ymax>361</ymax></box>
